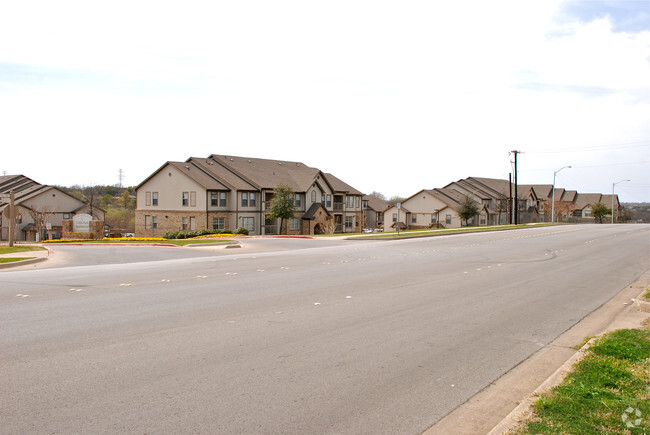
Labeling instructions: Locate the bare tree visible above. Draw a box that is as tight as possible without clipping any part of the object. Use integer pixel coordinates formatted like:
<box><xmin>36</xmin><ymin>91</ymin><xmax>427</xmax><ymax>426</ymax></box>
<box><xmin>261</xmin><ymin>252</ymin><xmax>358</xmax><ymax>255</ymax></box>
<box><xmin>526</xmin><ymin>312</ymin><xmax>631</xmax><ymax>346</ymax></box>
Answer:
<box><xmin>25</xmin><ymin>206</ymin><xmax>55</xmax><ymax>241</ymax></box>
<box><xmin>322</xmin><ymin>218</ymin><xmax>337</xmax><ymax>235</ymax></box>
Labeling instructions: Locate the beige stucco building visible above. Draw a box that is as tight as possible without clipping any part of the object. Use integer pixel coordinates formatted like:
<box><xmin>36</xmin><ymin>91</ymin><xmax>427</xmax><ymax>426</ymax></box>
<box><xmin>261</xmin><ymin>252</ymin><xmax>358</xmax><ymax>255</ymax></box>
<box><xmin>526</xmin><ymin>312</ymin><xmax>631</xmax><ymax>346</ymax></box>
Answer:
<box><xmin>135</xmin><ymin>155</ymin><xmax>364</xmax><ymax>237</ymax></box>
<box><xmin>0</xmin><ymin>175</ymin><xmax>104</xmax><ymax>241</ymax></box>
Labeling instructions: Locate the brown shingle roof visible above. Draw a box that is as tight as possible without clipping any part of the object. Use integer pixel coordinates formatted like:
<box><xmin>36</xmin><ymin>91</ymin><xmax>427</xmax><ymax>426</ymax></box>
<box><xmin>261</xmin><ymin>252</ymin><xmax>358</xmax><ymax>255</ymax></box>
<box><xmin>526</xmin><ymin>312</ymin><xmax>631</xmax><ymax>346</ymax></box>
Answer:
<box><xmin>208</xmin><ymin>154</ymin><xmax>322</xmax><ymax>192</ymax></box>
<box><xmin>573</xmin><ymin>193</ymin><xmax>603</xmax><ymax>210</ymax></box>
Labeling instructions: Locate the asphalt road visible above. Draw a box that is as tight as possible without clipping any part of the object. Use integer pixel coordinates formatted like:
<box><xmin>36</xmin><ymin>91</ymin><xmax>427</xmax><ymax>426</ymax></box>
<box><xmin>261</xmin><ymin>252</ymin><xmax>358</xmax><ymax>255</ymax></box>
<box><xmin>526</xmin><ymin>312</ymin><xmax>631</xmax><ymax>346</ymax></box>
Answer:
<box><xmin>1</xmin><ymin>225</ymin><xmax>649</xmax><ymax>434</ymax></box>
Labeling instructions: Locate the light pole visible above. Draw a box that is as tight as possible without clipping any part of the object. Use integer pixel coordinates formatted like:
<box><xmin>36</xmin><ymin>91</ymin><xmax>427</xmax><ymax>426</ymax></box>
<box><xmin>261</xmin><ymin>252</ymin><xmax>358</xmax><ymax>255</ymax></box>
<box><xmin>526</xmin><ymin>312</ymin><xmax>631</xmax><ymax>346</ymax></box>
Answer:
<box><xmin>612</xmin><ymin>179</ymin><xmax>630</xmax><ymax>224</ymax></box>
<box><xmin>552</xmin><ymin>165</ymin><xmax>571</xmax><ymax>223</ymax></box>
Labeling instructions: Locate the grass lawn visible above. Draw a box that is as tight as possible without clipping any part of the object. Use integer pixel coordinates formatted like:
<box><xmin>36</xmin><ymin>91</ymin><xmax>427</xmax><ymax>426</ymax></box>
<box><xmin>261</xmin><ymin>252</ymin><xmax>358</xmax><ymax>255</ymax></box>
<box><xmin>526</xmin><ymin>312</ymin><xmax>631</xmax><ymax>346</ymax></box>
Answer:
<box><xmin>0</xmin><ymin>246</ymin><xmax>47</xmax><ymax>254</ymax></box>
<box><xmin>346</xmin><ymin>223</ymin><xmax>563</xmax><ymax>240</ymax></box>
<box><xmin>0</xmin><ymin>257</ymin><xmax>33</xmax><ymax>263</ymax></box>
<box><xmin>515</xmin><ymin>328</ymin><xmax>650</xmax><ymax>434</ymax></box>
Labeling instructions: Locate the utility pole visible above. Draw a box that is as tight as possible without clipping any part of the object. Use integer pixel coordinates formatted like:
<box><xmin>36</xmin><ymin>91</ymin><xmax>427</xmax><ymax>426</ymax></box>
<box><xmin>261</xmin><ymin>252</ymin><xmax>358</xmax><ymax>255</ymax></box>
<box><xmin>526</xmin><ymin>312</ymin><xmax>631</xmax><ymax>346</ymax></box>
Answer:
<box><xmin>510</xmin><ymin>150</ymin><xmax>521</xmax><ymax>225</ymax></box>
<box><xmin>118</xmin><ymin>169</ymin><xmax>125</xmax><ymax>188</ymax></box>
<box><xmin>508</xmin><ymin>173</ymin><xmax>513</xmax><ymax>224</ymax></box>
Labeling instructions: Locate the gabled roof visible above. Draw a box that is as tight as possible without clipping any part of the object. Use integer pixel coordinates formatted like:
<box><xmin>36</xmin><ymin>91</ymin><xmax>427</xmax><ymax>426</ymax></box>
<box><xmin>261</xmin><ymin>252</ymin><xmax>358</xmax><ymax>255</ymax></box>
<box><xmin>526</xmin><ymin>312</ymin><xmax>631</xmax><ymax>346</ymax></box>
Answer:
<box><xmin>363</xmin><ymin>195</ymin><xmax>389</xmax><ymax>212</ymax></box>
<box><xmin>0</xmin><ymin>175</ymin><xmax>40</xmax><ymax>194</ymax></box>
<box><xmin>208</xmin><ymin>154</ymin><xmax>323</xmax><ymax>192</ymax></box>
<box><xmin>0</xmin><ymin>175</ymin><xmax>48</xmax><ymax>208</ymax></box>
<box><xmin>302</xmin><ymin>203</ymin><xmax>331</xmax><ymax>220</ymax></box>
<box><xmin>324</xmin><ymin>173</ymin><xmax>363</xmax><ymax>196</ymax></box>
<box><xmin>140</xmin><ymin>154</ymin><xmax>363</xmax><ymax>196</ymax></box>
<box><xmin>573</xmin><ymin>193</ymin><xmax>603</xmax><ymax>210</ymax></box>
<box><xmin>462</xmin><ymin>177</ymin><xmax>510</xmax><ymax>198</ymax></box>
<box><xmin>561</xmin><ymin>190</ymin><xmax>577</xmax><ymax>202</ymax></box>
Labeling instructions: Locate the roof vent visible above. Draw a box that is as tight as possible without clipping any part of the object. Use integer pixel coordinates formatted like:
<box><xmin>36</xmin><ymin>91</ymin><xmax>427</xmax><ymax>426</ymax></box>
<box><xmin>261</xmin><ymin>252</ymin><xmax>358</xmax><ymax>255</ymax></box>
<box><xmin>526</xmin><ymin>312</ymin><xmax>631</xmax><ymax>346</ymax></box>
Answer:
<box><xmin>185</xmin><ymin>165</ymin><xmax>190</xmax><ymax>169</ymax></box>
<box><xmin>278</xmin><ymin>162</ymin><xmax>282</xmax><ymax>165</ymax></box>
<box><xmin>248</xmin><ymin>160</ymin><xmax>251</xmax><ymax>163</ymax></box>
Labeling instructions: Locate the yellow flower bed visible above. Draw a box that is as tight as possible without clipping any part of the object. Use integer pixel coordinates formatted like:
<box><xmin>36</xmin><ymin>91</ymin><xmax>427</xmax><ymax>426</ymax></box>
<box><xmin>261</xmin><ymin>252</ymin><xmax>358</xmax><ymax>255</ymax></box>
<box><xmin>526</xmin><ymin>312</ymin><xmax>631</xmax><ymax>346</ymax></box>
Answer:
<box><xmin>43</xmin><ymin>237</ymin><xmax>167</xmax><ymax>243</ymax></box>
<box><xmin>190</xmin><ymin>234</ymin><xmax>237</xmax><ymax>239</ymax></box>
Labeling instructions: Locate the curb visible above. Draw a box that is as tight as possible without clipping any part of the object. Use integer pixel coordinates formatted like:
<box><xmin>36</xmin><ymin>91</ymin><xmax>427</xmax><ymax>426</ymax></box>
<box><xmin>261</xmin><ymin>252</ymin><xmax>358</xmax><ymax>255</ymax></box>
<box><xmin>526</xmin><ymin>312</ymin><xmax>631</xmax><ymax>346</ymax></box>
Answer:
<box><xmin>487</xmin><ymin>284</ymin><xmax>650</xmax><ymax>435</ymax></box>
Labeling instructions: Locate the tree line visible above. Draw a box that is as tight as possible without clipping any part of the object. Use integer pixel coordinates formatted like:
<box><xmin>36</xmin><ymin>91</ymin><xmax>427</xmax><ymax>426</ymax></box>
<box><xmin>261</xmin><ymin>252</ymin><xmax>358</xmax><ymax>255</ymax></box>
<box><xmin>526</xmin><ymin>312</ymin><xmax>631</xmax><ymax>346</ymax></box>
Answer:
<box><xmin>58</xmin><ymin>185</ymin><xmax>136</xmax><ymax>232</ymax></box>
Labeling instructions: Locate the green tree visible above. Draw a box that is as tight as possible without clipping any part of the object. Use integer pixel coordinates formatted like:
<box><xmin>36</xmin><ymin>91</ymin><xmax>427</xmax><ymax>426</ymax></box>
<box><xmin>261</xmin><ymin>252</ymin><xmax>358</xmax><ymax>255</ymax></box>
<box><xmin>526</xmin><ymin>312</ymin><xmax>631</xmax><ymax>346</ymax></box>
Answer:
<box><xmin>100</xmin><ymin>194</ymin><xmax>115</xmax><ymax>209</ymax></box>
<box><xmin>456</xmin><ymin>195</ymin><xmax>480</xmax><ymax>226</ymax></box>
<box><xmin>266</xmin><ymin>184</ymin><xmax>296</xmax><ymax>235</ymax></box>
<box><xmin>591</xmin><ymin>202</ymin><xmax>610</xmax><ymax>223</ymax></box>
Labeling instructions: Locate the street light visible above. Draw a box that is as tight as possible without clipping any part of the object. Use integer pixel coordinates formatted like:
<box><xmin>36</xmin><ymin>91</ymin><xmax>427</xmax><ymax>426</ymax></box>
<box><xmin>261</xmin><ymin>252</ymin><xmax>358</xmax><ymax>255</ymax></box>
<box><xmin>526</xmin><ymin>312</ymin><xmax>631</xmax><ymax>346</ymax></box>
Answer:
<box><xmin>552</xmin><ymin>165</ymin><xmax>571</xmax><ymax>223</ymax></box>
<box><xmin>612</xmin><ymin>179</ymin><xmax>630</xmax><ymax>224</ymax></box>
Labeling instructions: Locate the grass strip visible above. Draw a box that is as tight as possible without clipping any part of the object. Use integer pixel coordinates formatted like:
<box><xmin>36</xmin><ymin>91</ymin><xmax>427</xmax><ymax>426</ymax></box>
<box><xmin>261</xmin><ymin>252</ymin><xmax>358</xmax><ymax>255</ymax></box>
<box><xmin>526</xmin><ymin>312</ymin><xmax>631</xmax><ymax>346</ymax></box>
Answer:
<box><xmin>0</xmin><ymin>257</ymin><xmax>33</xmax><ymax>263</ymax></box>
<box><xmin>516</xmin><ymin>328</ymin><xmax>650</xmax><ymax>434</ymax></box>
<box><xmin>0</xmin><ymin>246</ymin><xmax>47</xmax><ymax>254</ymax></box>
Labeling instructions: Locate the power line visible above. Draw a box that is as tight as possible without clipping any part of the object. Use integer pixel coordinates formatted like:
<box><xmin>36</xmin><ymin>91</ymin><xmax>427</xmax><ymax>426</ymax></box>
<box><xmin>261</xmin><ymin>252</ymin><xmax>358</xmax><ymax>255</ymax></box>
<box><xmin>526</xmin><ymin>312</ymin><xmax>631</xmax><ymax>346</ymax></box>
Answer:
<box><xmin>528</xmin><ymin>141</ymin><xmax>649</xmax><ymax>155</ymax></box>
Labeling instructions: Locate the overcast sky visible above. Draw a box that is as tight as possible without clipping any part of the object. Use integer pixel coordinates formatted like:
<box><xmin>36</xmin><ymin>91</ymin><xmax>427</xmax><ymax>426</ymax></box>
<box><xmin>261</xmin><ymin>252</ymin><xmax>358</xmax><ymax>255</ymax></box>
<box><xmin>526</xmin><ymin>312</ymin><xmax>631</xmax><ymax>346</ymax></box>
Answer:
<box><xmin>1</xmin><ymin>0</ymin><xmax>649</xmax><ymax>202</ymax></box>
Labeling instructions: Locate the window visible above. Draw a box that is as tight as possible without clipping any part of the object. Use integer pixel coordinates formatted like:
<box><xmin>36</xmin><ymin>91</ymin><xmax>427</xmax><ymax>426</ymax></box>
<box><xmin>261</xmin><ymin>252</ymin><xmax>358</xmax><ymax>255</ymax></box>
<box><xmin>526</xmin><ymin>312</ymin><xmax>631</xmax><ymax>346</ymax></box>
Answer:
<box><xmin>152</xmin><ymin>192</ymin><xmax>158</xmax><ymax>206</ymax></box>
<box><xmin>213</xmin><ymin>217</ymin><xmax>225</xmax><ymax>229</ymax></box>
<box><xmin>152</xmin><ymin>216</ymin><xmax>158</xmax><ymax>229</ymax></box>
<box><xmin>242</xmin><ymin>217</ymin><xmax>254</xmax><ymax>232</ymax></box>
<box><xmin>182</xmin><ymin>217</ymin><xmax>188</xmax><ymax>230</ymax></box>
<box><xmin>190</xmin><ymin>191</ymin><xmax>196</xmax><ymax>207</ymax></box>
<box><xmin>326</xmin><ymin>194</ymin><xmax>332</xmax><ymax>208</ymax></box>
<box><xmin>182</xmin><ymin>192</ymin><xmax>189</xmax><ymax>206</ymax></box>
<box><xmin>146</xmin><ymin>191</ymin><xmax>151</xmax><ymax>206</ymax></box>
<box><xmin>190</xmin><ymin>216</ymin><xmax>196</xmax><ymax>230</ymax></box>
<box><xmin>211</xmin><ymin>192</ymin><xmax>218</xmax><ymax>206</ymax></box>
<box><xmin>63</xmin><ymin>213</ymin><xmax>71</xmax><ymax>219</ymax></box>
<box><xmin>219</xmin><ymin>192</ymin><xmax>227</xmax><ymax>207</ymax></box>
<box><xmin>412</xmin><ymin>215</ymin><xmax>417</xmax><ymax>224</ymax></box>
<box><xmin>431</xmin><ymin>215</ymin><xmax>437</xmax><ymax>223</ymax></box>
<box><xmin>290</xmin><ymin>218</ymin><xmax>299</xmax><ymax>230</ymax></box>
<box><xmin>311</xmin><ymin>191</ymin><xmax>316</xmax><ymax>202</ymax></box>
<box><xmin>294</xmin><ymin>194</ymin><xmax>301</xmax><ymax>208</ymax></box>
<box><xmin>145</xmin><ymin>215</ymin><xmax>151</xmax><ymax>229</ymax></box>
<box><xmin>345</xmin><ymin>216</ymin><xmax>354</xmax><ymax>229</ymax></box>
<box><xmin>356</xmin><ymin>196</ymin><xmax>360</xmax><ymax>208</ymax></box>
<box><xmin>321</xmin><ymin>195</ymin><xmax>325</xmax><ymax>205</ymax></box>
<box><xmin>446</xmin><ymin>214</ymin><xmax>452</xmax><ymax>224</ymax></box>
<box><xmin>480</xmin><ymin>217</ymin><xmax>486</xmax><ymax>225</ymax></box>
<box><xmin>249</xmin><ymin>192</ymin><xmax>256</xmax><ymax>207</ymax></box>
<box><xmin>241</xmin><ymin>192</ymin><xmax>248</xmax><ymax>207</ymax></box>
<box><xmin>393</xmin><ymin>213</ymin><xmax>397</xmax><ymax>222</ymax></box>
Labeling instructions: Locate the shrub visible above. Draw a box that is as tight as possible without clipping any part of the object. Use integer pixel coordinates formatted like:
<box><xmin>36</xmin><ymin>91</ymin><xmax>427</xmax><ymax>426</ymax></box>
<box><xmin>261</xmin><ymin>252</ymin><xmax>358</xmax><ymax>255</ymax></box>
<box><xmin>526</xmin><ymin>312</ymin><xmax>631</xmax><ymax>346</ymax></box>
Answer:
<box><xmin>234</xmin><ymin>227</ymin><xmax>249</xmax><ymax>235</ymax></box>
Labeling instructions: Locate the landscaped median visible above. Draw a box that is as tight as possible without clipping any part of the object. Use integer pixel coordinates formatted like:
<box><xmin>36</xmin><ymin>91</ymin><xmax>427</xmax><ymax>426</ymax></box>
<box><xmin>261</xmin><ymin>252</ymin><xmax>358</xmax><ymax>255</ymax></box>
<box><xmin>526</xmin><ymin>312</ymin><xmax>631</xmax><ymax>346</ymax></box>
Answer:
<box><xmin>346</xmin><ymin>223</ymin><xmax>569</xmax><ymax>240</ymax></box>
<box><xmin>41</xmin><ymin>236</ymin><xmax>238</xmax><ymax>247</ymax></box>
<box><xmin>512</xmin><ymin>319</ymin><xmax>650</xmax><ymax>434</ymax></box>
<box><xmin>0</xmin><ymin>246</ymin><xmax>48</xmax><ymax>265</ymax></box>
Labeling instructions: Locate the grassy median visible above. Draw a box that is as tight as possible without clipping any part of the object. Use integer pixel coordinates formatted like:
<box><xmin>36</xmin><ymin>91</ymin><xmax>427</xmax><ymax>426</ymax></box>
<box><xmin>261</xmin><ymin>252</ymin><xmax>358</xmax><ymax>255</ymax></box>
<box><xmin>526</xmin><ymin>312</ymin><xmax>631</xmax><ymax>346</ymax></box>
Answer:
<box><xmin>515</xmin><ymin>328</ymin><xmax>650</xmax><ymax>434</ymax></box>
<box><xmin>0</xmin><ymin>246</ymin><xmax>47</xmax><ymax>254</ymax></box>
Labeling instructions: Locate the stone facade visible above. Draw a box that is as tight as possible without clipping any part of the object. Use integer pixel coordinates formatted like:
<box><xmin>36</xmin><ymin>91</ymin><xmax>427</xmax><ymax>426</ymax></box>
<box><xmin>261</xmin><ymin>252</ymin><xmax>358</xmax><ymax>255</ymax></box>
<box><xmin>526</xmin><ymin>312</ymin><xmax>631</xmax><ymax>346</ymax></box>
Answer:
<box><xmin>136</xmin><ymin>210</ymin><xmax>208</xmax><ymax>238</ymax></box>
<box><xmin>62</xmin><ymin>219</ymin><xmax>104</xmax><ymax>240</ymax></box>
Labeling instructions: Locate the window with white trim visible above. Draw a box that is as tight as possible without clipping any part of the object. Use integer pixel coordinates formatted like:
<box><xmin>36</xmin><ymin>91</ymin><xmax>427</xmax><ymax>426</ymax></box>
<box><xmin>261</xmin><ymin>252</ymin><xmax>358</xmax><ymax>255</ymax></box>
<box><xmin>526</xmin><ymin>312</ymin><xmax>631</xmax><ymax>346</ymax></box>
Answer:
<box><xmin>290</xmin><ymin>218</ymin><xmax>299</xmax><ymax>230</ymax></box>
<box><xmin>213</xmin><ymin>217</ymin><xmax>225</xmax><ymax>229</ymax></box>
<box><xmin>242</xmin><ymin>217</ymin><xmax>254</xmax><ymax>231</ymax></box>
